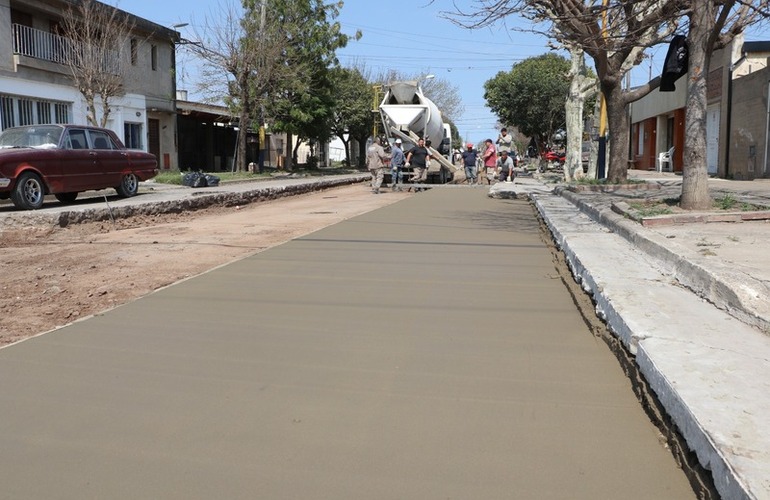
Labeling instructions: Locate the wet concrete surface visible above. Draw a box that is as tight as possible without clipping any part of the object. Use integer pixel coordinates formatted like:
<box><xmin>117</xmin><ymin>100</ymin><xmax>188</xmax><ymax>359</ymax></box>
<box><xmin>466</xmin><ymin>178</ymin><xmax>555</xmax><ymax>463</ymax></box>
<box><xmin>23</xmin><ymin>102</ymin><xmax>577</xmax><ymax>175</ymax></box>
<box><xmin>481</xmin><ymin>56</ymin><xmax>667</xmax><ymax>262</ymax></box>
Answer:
<box><xmin>0</xmin><ymin>188</ymin><xmax>694</xmax><ymax>498</ymax></box>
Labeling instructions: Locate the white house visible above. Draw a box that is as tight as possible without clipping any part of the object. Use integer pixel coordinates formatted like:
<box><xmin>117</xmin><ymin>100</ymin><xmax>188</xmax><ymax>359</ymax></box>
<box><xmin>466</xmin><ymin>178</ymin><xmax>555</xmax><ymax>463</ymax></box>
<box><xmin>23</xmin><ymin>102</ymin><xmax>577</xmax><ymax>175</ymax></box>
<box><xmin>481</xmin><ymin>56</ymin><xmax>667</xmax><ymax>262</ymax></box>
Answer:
<box><xmin>0</xmin><ymin>0</ymin><xmax>180</xmax><ymax>169</ymax></box>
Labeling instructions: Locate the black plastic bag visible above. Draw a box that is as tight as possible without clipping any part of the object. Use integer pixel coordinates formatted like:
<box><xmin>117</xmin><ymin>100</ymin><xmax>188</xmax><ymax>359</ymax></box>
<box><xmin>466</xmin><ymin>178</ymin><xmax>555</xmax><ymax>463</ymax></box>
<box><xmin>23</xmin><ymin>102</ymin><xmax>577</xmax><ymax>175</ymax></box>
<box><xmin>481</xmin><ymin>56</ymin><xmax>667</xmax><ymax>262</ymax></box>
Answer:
<box><xmin>182</xmin><ymin>171</ymin><xmax>207</xmax><ymax>188</ymax></box>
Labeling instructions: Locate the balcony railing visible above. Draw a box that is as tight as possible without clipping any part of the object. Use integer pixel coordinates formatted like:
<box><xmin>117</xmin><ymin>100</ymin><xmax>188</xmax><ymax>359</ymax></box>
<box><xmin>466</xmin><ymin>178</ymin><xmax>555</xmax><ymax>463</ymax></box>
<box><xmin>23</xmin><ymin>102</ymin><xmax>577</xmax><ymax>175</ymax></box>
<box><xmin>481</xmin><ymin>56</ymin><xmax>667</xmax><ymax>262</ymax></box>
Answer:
<box><xmin>13</xmin><ymin>23</ymin><xmax>71</xmax><ymax>64</ymax></box>
<box><xmin>12</xmin><ymin>23</ymin><xmax>121</xmax><ymax>73</ymax></box>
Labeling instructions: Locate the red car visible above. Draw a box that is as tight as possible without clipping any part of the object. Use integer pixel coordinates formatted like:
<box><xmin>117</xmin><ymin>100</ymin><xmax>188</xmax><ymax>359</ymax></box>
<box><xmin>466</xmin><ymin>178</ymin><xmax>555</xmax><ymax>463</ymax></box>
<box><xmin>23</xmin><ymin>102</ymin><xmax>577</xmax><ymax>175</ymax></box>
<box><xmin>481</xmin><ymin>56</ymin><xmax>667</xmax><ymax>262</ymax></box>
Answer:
<box><xmin>0</xmin><ymin>124</ymin><xmax>158</xmax><ymax>210</ymax></box>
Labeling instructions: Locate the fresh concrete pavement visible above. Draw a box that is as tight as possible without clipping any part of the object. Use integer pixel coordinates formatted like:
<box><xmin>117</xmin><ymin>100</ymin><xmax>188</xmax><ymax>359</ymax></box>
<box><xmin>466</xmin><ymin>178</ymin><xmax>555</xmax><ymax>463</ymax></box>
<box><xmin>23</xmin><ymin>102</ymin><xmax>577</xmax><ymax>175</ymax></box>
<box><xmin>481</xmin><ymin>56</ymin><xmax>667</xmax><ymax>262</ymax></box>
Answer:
<box><xmin>1</xmin><ymin>171</ymin><xmax>768</xmax><ymax>498</ymax></box>
<box><xmin>495</xmin><ymin>171</ymin><xmax>770</xmax><ymax>499</ymax></box>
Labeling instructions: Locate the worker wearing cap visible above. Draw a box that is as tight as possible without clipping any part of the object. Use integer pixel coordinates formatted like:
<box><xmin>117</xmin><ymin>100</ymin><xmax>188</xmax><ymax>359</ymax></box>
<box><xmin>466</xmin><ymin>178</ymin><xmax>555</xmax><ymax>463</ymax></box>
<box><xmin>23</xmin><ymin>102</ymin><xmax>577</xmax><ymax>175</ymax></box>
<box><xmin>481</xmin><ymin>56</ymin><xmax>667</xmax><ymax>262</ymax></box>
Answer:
<box><xmin>482</xmin><ymin>138</ymin><xmax>497</xmax><ymax>184</ymax></box>
<box><xmin>391</xmin><ymin>138</ymin><xmax>405</xmax><ymax>191</ymax></box>
<box><xmin>461</xmin><ymin>142</ymin><xmax>478</xmax><ymax>185</ymax></box>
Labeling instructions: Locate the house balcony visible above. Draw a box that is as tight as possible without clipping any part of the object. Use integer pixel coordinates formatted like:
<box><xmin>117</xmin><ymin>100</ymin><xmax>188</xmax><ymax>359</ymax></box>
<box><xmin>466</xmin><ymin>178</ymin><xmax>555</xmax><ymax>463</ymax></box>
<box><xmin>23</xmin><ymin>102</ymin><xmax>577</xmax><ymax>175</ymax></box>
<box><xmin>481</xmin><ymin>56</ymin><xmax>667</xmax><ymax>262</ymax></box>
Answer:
<box><xmin>11</xmin><ymin>23</ymin><xmax>121</xmax><ymax>75</ymax></box>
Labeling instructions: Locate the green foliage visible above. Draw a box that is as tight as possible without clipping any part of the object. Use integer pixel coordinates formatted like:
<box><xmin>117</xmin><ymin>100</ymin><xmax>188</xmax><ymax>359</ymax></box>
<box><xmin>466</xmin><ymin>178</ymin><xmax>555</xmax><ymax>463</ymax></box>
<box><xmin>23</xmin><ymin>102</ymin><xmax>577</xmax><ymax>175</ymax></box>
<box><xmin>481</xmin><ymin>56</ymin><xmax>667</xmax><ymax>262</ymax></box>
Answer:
<box><xmin>484</xmin><ymin>53</ymin><xmax>571</xmax><ymax>143</ymax></box>
<box><xmin>261</xmin><ymin>0</ymin><xmax>353</xmax><ymax>145</ymax></box>
<box><xmin>628</xmin><ymin>201</ymin><xmax>673</xmax><ymax>217</ymax></box>
<box><xmin>329</xmin><ymin>67</ymin><xmax>374</xmax><ymax>142</ymax></box>
<box><xmin>152</xmin><ymin>170</ymin><xmax>269</xmax><ymax>185</ymax></box>
<box><xmin>446</xmin><ymin>119</ymin><xmax>462</xmax><ymax>151</ymax></box>
<box><xmin>305</xmin><ymin>155</ymin><xmax>319</xmax><ymax>169</ymax></box>
<box><xmin>713</xmin><ymin>193</ymin><xmax>737</xmax><ymax>210</ymax></box>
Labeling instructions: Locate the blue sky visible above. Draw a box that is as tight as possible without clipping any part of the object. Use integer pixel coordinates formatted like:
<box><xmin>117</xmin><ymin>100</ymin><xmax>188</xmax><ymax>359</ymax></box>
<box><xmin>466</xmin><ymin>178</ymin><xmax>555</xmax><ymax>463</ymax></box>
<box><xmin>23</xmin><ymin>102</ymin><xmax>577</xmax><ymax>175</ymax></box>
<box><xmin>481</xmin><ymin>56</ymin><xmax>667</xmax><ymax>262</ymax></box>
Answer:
<box><xmin>112</xmin><ymin>0</ymin><xmax>670</xmax><ymax>144</ymax></box>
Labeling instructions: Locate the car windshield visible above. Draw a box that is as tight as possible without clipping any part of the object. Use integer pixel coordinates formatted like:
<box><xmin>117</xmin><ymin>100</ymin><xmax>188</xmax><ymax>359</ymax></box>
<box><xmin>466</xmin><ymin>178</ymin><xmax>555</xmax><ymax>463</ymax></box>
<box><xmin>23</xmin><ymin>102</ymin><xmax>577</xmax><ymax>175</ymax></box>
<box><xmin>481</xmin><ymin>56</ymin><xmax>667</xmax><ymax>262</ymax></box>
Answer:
<box><xmin>0</xmin><ymin>126</ymin><xmax>63</xmax><ymax>149</ymax></box>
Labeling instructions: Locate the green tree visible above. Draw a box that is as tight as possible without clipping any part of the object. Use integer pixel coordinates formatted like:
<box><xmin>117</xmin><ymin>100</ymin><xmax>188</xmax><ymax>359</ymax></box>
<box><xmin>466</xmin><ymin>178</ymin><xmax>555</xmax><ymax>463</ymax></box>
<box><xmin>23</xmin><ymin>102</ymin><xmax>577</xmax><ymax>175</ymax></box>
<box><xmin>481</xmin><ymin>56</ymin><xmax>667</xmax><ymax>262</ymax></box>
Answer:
<box><xmin>328</xmin><ymin>67</ymin><xmax>374</xmax><ymax>167</ymax></box>
<box><xmin>189</xmin><ymin>1</ymin><xmax>294</xmax><ymax>172</ymax></box>
<box><xmin>263</xmin><ymin>0</ymin><xmax>355</xmax><ymax>169</ymax></box>
<box><xmin>446</xmin><ymin>119</ymin><xmax>462</xmax><ymax>152</ymax></box>
<box><xmin>484</xmin><ymin>53</ymin><xmax>571</xmax><ymax>150</ymax></box>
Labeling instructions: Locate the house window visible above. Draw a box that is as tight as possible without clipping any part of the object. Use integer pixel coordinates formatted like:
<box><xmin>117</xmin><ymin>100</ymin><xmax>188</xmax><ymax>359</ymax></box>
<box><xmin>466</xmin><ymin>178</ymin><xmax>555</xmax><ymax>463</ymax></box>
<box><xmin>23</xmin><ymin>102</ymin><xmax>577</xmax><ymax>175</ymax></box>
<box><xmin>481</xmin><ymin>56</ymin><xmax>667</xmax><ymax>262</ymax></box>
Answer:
<box><xmin>36</xmin><ymin>101</ymin><xmax>51</xmax><ymax>124</ymax></box>
<box><xmin>131</xmin><ymin>38</ymin><xmax>138</xmax><ymax>66</ymax></box>
<box><xmin>1</xmin><ymin>96</ymin><xmax>16</xmax><ymax>129</ymax></box>
<box><xmin>18</xmin><ymin>99</ymin><xmax>34</xmax><ymax>126</ymax></box>
<box><xmin>124</xmin><ymin>122</ymin><xmax>143</xmax><ymax>149</ymax></box>
<box><xmin>151</xmin><ymin>45</ymin><xmax>157</xmax><ymax>70</ymax></box>
<box><xmin>54</xmin><ymin>103</ymin><xmax>69</xmax><ymax>124</ymax></box>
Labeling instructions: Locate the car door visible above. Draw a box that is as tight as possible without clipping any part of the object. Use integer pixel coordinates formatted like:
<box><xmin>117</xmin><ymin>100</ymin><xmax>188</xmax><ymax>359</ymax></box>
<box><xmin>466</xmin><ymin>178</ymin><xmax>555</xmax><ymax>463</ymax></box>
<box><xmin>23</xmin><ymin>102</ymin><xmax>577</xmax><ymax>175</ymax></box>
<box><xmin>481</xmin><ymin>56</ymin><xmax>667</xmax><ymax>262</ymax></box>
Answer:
<box><xmin>60</xmin><ymin>128</ymin><xmax>96</xmax><ymax>192</ymax></box>
<box><xmin>86</xmin><ymin>129</ymin><xmax>125</xmax><ymax>190</ymax></box>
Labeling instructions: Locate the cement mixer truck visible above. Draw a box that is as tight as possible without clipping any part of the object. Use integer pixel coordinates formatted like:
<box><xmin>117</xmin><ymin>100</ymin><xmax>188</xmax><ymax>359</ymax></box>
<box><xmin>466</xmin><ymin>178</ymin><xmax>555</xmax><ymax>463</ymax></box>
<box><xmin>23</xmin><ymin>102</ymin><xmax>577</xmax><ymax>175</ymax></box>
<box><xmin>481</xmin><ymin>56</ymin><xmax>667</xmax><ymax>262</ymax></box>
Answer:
<box><xmin>379</xmin><ymin>80</ymin><xmax>456</xmax><ymax>184</ymax></box>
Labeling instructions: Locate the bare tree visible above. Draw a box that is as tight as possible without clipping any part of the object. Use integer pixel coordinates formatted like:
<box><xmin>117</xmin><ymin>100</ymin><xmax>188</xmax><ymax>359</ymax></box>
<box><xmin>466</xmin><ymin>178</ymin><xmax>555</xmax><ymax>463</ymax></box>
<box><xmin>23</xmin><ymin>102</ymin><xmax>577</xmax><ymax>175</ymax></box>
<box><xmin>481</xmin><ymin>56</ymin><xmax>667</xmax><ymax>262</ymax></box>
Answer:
<box><xmin>564</xmin><ymin>43</ymin><xmax>598</xmax><ymax>182</ymax></box>
<box><xmin>373</xmin><ymin>69</ymin><xmax>465</xmax><ymax>123</ymax></box>
<box><xmin>188</xmin><ymin>0</ymin><xmax>350</xmax><ymax>173</ymax></box>
<box><xmin>442</xmin><ymin>1</ymin><xmax>681</xmax><ymax>184</ymax></box>
<box><xmin>60</xmin><ymin>0</ymin><xmax>137</xmax><ymax>127</ymax></box>
<box><xmin>186</xmin><ymin>1</ymin><xmax>296</xmax><ymax>172</ymax></box>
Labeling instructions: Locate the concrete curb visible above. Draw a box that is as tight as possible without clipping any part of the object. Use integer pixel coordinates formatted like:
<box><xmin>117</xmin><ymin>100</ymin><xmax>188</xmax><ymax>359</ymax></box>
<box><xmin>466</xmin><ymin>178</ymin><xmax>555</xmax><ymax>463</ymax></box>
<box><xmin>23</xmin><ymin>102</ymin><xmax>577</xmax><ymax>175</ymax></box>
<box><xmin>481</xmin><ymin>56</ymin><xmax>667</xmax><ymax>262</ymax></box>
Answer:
<box><xmin>555</xmin><ymin>186</ymin><xmax>770</xmax><ymax>334</ymax></box>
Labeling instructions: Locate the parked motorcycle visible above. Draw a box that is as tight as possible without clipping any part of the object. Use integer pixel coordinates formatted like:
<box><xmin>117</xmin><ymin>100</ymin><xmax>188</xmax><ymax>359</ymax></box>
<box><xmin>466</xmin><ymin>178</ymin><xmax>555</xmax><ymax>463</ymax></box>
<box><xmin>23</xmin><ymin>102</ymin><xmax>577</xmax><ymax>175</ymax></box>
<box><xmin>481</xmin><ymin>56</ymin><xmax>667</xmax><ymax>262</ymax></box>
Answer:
<box><xmin>543</xmin><ymin>150</ymin><xmax>566</xmax><ymax>165</ymax></box>
<box><xmin>537</xmin><ymin>149</ymin><xmax>566</xmax><ymax>173</ymax></box>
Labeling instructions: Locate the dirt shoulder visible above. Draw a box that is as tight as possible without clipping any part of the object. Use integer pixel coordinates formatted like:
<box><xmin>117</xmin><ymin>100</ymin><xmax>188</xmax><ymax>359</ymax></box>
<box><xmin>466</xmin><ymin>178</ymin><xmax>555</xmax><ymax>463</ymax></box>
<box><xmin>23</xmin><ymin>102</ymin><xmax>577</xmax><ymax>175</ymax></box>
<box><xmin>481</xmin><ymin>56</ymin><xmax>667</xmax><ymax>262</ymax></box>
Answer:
<box><xmin>0</xmin><ymin>184</ymin><xmax>410</xmax><ymax>347</ymax></box>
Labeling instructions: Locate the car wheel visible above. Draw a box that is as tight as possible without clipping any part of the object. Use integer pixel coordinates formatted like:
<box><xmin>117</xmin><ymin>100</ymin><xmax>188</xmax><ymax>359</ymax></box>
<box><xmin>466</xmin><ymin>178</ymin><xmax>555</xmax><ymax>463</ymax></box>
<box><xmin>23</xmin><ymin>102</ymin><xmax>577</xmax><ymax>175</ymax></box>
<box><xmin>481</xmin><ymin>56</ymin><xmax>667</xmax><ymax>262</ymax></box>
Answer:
<box><xmin>55</xmin><ymin>192</ymin><xmax>78</xmax><ymax>204</ymax></box>
<box><xmin>116</xmin><ymin>173</ymin><xmax>139</xmax><ymax>197</ymax></box>
<box><xmin>11</xmin><ymin>172</ymin><xmax>45</xmax><ymax>210</ymax></box>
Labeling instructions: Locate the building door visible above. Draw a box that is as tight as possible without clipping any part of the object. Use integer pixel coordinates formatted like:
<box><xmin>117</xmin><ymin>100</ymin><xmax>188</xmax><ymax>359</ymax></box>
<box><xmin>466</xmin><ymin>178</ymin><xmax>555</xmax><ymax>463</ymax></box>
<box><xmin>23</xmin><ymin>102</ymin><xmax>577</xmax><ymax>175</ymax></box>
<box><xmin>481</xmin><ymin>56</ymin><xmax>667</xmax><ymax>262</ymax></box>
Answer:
<box><xmin>148</xmin><ymin>119</ymin><xmax>160</xmax><ymax>163</ymax></box>
<box><xmin>706</xmin><ymin>105</ymin><xmax>720</xmax><ymax>175</ymax></box>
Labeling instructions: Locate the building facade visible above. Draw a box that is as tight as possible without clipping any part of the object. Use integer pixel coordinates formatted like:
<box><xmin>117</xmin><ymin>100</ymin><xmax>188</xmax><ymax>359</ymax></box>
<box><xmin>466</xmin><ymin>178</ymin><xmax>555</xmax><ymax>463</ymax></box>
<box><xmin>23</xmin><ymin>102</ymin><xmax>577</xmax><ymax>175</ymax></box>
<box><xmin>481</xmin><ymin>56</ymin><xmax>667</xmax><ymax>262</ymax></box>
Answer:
<box><xmin>630</xmin><ymin>35</ymin><xmax>770</xmax><ymax>179</ymax></box>
<box><xmin>0</xmin><ymin>0</ymin><xmax>180</xmax><ymax>169</ymax></box>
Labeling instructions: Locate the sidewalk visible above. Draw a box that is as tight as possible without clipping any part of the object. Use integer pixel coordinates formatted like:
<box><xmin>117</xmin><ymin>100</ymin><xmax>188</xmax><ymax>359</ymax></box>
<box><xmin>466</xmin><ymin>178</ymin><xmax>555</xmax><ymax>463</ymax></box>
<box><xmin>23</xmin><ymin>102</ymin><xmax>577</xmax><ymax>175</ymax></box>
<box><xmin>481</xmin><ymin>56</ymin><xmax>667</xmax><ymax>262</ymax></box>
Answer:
<box><xmin>0</xmin><ymin>172</ymin><xmax>370</xmax><ymax>229</ymax></box>
<box><xmin>494</xmin><ymin>172</ymin><xmax>770</xmax><ymax>499</ymax></box>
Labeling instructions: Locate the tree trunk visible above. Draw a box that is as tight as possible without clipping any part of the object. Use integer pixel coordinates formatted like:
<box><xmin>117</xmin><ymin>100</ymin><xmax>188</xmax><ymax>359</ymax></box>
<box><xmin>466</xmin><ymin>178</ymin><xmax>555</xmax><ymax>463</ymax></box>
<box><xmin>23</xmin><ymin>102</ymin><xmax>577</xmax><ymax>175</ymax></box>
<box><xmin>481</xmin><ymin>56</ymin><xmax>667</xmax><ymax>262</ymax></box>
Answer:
<box><xmin>357</xmin><ymin>137</ymin><xmax>367</xmax><ymax>168</ymax></box>
<box><xmin>564</xmin><ymin>47</ymin><xmax>591</xmax><ymax>182</ymax></box>
<box><xmin>336</xmin><ymin>134</ymin><xmax>351</xmax><ymax>167</ymax></box>
<box><xmin>564</xmin><ymin>96</ymin><xmax>583</xmax><ymax>182</ymax></box>
<box><xmin>604</xmin><ymin>81</ymin><xmax>629</xmax><ymax>184</ymax></box>
<box><xmin>680</xmin><ymin>3</ymin><xmax>714</xmax><ymax>210</ymax></box>
<box><xmin>292</xmin><ymin>140</ymin><xmax>301</xmax><ymax>166</ymax></box>
<box><xmin>284</xmin><ymin>132</ymin><xmax>294</xmax><ymax>170</ymax></box>
<box><xmin>236</xmin><ymin>75</ymin><xmax>251</xmax><ymax>173</ymax></box>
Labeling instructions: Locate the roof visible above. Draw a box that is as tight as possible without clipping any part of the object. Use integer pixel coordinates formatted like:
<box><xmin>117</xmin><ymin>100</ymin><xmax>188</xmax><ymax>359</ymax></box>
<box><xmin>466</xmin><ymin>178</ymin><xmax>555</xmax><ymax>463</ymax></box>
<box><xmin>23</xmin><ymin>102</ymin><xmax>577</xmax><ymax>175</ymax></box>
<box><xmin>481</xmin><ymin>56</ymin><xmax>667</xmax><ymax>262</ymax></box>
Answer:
<box><xmin>742</xmin><ymin>41</ymin><xmax>770</xmax><ymax>55</ymax></box>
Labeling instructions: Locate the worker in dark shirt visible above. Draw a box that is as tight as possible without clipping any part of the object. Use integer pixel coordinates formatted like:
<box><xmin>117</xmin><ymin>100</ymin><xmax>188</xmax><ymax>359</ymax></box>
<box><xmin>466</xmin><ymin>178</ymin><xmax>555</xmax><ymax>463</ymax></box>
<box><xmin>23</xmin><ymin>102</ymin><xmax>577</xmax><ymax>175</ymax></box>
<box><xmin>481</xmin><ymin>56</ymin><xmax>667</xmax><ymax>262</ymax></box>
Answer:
<box><xmin>405</xmin><ymin>137</ymin><xmax>433</xmax><ymax>190</ymax></box>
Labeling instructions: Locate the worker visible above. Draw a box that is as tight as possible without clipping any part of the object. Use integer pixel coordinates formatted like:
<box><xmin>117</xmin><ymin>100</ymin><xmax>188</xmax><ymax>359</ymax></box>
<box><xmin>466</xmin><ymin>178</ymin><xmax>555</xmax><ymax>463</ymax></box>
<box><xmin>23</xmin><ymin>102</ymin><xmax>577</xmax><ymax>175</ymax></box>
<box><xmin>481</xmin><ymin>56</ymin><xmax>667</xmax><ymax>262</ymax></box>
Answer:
<box><xmin>496</xmin><ymin>150</ymin><xmax>515</xmax><ymax>182</ymax></box>
<box><xmin>405</xmin><ymin>137</ymin><xmax>433</xmax><ymax>190</ymax></box>
<box><xmin>391</xmin><ymin>138</ymin><xmax>405</xmax><ymax>191</ymax></box>
<box><xmin>482</xmin><ymin>138</ymin><xmax>497</xmax><ymax>184</ymax></box>
<box><xmin>461</xmin><ymin>142</ymin><xmax>478</xmax><ymax>185</ymax></box>
<box><xmin>366</xmin><ymin>137</ymin><xmax>390</xmax><ymax>194</ymax></box>
<box><xmin>496</xmin><ymin>127</ymin><xmax>513</xmax><ymax>155</ymax></box>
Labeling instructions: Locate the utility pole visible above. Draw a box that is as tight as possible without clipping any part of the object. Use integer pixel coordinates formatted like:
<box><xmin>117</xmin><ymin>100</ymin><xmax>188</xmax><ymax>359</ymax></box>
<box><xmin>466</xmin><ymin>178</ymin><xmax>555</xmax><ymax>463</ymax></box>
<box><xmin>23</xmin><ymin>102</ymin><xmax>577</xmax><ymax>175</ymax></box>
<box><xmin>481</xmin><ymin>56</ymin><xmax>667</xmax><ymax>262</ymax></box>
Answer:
<box><xmin>596</xmin><ymin>0</ymin><xmax>609</xmax><ymax>179</ymax></box>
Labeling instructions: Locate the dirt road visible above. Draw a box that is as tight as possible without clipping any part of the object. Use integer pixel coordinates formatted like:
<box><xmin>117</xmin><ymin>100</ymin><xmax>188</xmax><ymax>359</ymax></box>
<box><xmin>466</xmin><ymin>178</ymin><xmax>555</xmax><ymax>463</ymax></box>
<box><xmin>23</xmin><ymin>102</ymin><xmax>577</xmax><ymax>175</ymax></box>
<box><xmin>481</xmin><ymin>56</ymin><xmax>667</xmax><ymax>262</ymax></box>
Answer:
<box><xmin>0</xmin><ymin>184</ymin><xmax>409</xmax><ymax>346</ymax></box>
